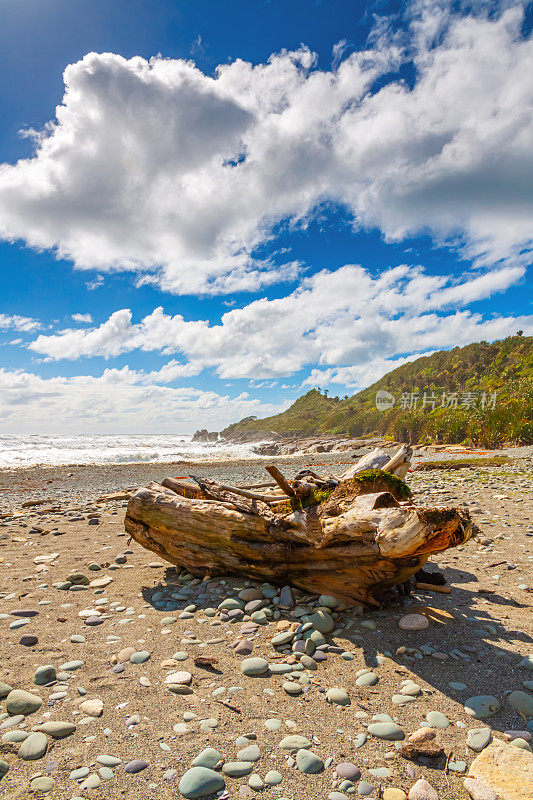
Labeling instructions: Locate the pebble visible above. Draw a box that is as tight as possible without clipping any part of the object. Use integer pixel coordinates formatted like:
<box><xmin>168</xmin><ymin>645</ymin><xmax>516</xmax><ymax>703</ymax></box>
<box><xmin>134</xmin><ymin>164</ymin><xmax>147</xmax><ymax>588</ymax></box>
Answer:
<box><xmin>80</xmin><ymin>774</ymin><xmax>102</xmax><ymax>789</ymax></box>
<box><xmin>367</xmin><ymin>722</ymin><xmax>405</xmax><ymax>740</ymax></box>
<box><xmin>241</xmin><ymin>658</ymin><xmax>269</xmax><ymax>676</ymax></box>
<box><xmin>408</xmin><ymin>779</ymin><xmax>438</xmax><ymax>800</ymax></box>
<box><xmin>264</xmin><ymin>770</ymin><xmax>282</xmax><ymax>785</ymax></box>
<box><xmin>336</xmin><ymin>763</ymin><xmax>361</xmax><ymax>780</ymax></box>
<box><xmin>130</xmin><ymin>650</ymin><xmax>151</xmax><ymax>664</ymax></box>
<box><xmin>6</xmin><ymin>689</ymin><xmax>42</xmax><ymax>716</ymax></box>
<box><xmin>0</xmin><ymin>760</ymin><xmax>9</xmax><ymax>778</ymax></box>
<box><xmin>30</xmin><ymin>776</ymin><xmax>55</xmax><ymax>792</ymax></box>
<box><xmin>96</xmin><ymin>755</ymin><xmax>122</xmax><ymax>766</ymax></box>
<box><xmin>426</xmin><ymin>710</ymin><xmax>449</xmax><ymax>728</ymax></box>
<box><xmin>18</xmin><ymin>731</ymin><xmax>48</xmax><ymax>760</ymax></box>
<box><xmin>283</xmin><ymin>681</ymin><xmax>303</xmax><ymax>695</ymax></box>
<box><xmin>178</xmin><ymin>766</ymin><xmax>225</xmax><ymax>798</ymax></box>
<box><xmin>79</xmin><ymin>698</ymin><xmax>104</xmax><ymax>717</ymax></box>
<box><xmin>34</xmin><ymin>665</ymin><xmax>57</xmax><ymax>686</ymax></box>
<box><xmin>19</xmin><ymin>634</ymin><xmax>38</xmax><ymax>646</ymax></box>
<box><xmin>326</xmin><ymin>687</ymin><xmax>350</xmax><ymax>706</ymax></box>
<box><xmin>279</xmin><ymin>734</ymin><xmax>312</xmax><ymax>749</ymax></box>
<box><xmin>467</xmin><ymin>727</ymin><xmax>492</xmax><ymax>752</ymax></box>
<box><xmin>464</xmin><ymin>696</ymin><xmax>500</xmax><ymax>719</ymax></box>
<box><xmin>222</xmin><ymin>761</ymin><xmax>254</xmax><ymax>777</ymax></box>
<box><xmin>238</xmin><ymin>744</ymin><xmax>261</xmax><ymax>762</ymax></box>
<box><xmin>70</xmin><ymin>766</ymin><xmax>90</xmax><ymax>779</ymax></box>
<box><xmin>356</xmin><ymin>672</ymin><xmax>378</xmax><ymax>688</ymax></box>
<box><xmin>295</xmin><ymin>749</ymin><xmax>324</xmax><ymax>774</ymax></box>
<box><xmin>192</xmin><ymin>748</ymin><xmax>222</xmax><ymax>768</ymax></box>
<box><xmin>124</xmin><ymin>759</ymin><xmax>149</xmax><ymax>773</ymax></box>
<box><xmin>37</xmin><ymin>721</ymin><xmax>76</xmax><ymax>739</ymax></box>
<box><xmin>519</xmin><ymin>655</ymin><xmax>533</xmax><ymax>672</ymax></box>
<box><xmin>357</xmin><ymin>780</ymin><xmax>375</xmax><ymax>796</ymax></box>
<box><xmin>508</xmin><ymin>690</ymin><xmax>533</xmax><ymax>718</ymax></box>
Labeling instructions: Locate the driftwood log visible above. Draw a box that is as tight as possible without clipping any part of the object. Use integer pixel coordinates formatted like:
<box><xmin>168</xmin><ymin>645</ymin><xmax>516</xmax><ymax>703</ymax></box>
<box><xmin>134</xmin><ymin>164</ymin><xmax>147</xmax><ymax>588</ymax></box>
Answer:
<box><xmin>125</xmin><ymin>455</ymin><xmax>474</xmax><ymax>605</ymax></box>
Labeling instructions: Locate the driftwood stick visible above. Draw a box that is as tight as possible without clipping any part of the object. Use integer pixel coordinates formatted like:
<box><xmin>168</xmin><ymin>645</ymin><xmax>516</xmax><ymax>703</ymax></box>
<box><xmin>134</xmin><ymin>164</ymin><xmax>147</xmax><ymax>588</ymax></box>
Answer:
<box><xmin>199</xmin><ymin>481</ymin><xmax>287</xmax><ymax>503</ymax></box>
<box><xmin>415</xmin><ymin>582</ymin><xmax>452</xmax><ymax>594</ymax></box>
<box><xmin>265</xmin><ymin>465</ymin><xmax>296</xmax><ymax>498</ymax></box>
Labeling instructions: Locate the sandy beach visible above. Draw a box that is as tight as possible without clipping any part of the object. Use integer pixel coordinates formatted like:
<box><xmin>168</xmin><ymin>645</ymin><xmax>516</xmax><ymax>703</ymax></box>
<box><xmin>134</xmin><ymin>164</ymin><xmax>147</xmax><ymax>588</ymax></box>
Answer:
<box><xmin>0</xmin><ymin>449</ymin><xmax>532</xmax><ymax>799</ymax></box>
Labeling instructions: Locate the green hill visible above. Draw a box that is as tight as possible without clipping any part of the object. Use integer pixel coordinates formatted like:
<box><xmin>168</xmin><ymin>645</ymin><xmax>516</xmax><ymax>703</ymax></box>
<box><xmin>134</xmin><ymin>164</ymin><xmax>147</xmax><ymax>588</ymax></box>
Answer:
<box><xmin>221</xmin><ymin>335</ymin><xmax>533</xmax><ymax>447</ymax></box>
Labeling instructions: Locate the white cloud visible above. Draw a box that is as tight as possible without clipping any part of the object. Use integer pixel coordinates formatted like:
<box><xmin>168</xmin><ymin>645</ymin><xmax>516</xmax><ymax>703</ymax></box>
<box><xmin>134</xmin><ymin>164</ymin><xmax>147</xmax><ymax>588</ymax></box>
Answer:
<box><xmin>303</xmin><ymin>353</ymin><xmax>434</xmax><ymax>390</ymax></box>
<box><xmin>0</xmin><ymin>367</ymin><xmax>283</xmax><ymax>434</ymax></box>
<box><xmin>0</xmin><ymin>313</ymin><xmax>41</xmax><ymax>332</ymax></box>
<box><xmin>27</xmin><ymin>263</ymin><xmax>531</xmax><ymax>388</ymax></box>
<box><xmin>71</xmin><ymin>312</ymin><xmax>93</xmax><ymax>323</ymax></box>
<box><xmin>0</xmin><ymin>5</ymin><xmax>530</xmax><ymax>292</ymax></box>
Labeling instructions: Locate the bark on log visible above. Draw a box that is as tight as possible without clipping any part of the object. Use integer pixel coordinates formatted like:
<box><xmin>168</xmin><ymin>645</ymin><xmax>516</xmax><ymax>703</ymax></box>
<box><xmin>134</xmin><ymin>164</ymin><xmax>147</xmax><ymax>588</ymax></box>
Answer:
<box><xmin>125</xmin><ymin>478</ymin><xmax>474</xmax><ymax>606</ymax></box>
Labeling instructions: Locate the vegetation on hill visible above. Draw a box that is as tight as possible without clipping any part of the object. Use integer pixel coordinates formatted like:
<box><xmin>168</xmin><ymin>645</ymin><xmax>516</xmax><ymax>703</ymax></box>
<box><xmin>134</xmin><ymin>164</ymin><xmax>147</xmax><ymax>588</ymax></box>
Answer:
<box><xmin>221</xmin><ymin>335</ymin><xmax>533</xmax><ymax>447</ymax></box>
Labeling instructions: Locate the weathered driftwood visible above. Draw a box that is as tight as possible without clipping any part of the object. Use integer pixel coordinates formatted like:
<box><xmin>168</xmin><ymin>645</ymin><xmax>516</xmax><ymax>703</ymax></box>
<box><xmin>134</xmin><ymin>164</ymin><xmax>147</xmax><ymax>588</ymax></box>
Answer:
<box><xmin>125</xmin><ymin>467</ymin><xmax>474</xmax><ymax>606</ymax></box>
<box><xmin>341</xmin><ymin>445</ymin><xmax>412</xmax><ymax>481</ymax></box>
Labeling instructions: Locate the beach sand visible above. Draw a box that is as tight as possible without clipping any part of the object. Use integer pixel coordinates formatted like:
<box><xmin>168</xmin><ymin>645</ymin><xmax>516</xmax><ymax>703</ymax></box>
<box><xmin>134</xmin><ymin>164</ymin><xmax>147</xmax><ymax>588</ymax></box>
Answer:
<box><xmin>0</xmin><ymin>450</ymin><xmax>531</xmax><ymax>799</ymax></box>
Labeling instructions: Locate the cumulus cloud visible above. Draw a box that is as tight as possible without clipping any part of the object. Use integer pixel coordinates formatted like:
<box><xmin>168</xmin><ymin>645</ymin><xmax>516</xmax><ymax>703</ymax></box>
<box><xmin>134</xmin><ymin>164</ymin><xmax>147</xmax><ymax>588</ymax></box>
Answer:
<box><xmin>303</xmin><ymin>353</ymin><xmax>434</xmax><ymax>389</ymax></box>
<box><xmin>0</xmin><ymin>367</ymin><xmax>283</xmax><ymax>434</ymax></box>
<box><xmin>0</xmin><ymin>313</ymin><xmax>41</xmax><ymax>332</ymax></box>
<box><xmin>0</xmin><ymin>5</ymin><xmax>530</xmax><ymax>292</ymax></box>
<box><xmin>27</xmin><ymin>263</ymin><xmax>531</xmax><ymax>388</ymax></box>
<box><xmin>71</xmin><ymin>313</ymin><xmax>93</xmax><ymax>323</ymax></box>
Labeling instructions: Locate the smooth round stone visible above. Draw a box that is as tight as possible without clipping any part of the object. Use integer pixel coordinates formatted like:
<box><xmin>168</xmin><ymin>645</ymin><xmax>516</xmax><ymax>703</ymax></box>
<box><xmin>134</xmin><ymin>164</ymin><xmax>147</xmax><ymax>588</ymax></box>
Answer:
<box><xmin>367</xmin><ymin>722</ymin><xmax>405</xmax><ymax>740</ymax></box>
<box><xmin>0</xmin><ymin>683</ymin><xmax>12</xmax><ymax>699</ymax></box>
<box><xmin>19</xmin><ymin>634</ymin><xmax>38</xmax><ymax>647</ymax></box>
<box><xmin>401</xmin><ymin>682</ymin><xmax>421</xmax><ymax>696</ymax></box>
<box><xmin>283</xmin><ymin>681</ymin><xmax>303</xmax><ymax>695</ymax></box>
<box><xmin>248</xmin><ymin>774</ymin><xmax>264</xmax><ymax>790</ymax></box>
<box><xmin>264</xmin><ymin>770</ymin><xmax>282</xmax><ymax>785</ymax></box>
<box><xmin>519</xmin><ymin>655</ymin><xmax>533</xmax><ymax>672</ymax></box>
<box><xmin>80</xmin><ymin>774</ymin><xmax>101</xmax><ymax>789</ymax></box>
<box><xmin>272</xmin><ymin>631</ymin><xmax>295</xmax><ymax>646</ymax></box>
<box><xmin>19</xmin><ymin>731</ymin><xmax>48</xmax><ymax>760</ymax></box>
<box><xmin>353</xmin><ymin>733</ymin><xmax>367</xmax><ymax>748</ymax></box>
<box><xmin>509</xmin><ymin>738</ymin><xmax>532</xmax><ymax>751</ymax></box>
<box><xmin>449</xmin><ymin>682</ymin><xmax>467</xmax><ymax>691</ymax></box>
<box><xmin>165</xmin><ymin>671</ymin><xmax>192</xmax><ymax>686</ymax></box>
<box><xmin>130</xmin><ymin>650</ymin><xmax>151</xmax><ymax>664</ymax></box>
<box><xmin>399</xmin><ymin>614</ymin><xmax>429</xmax><ymax>630</ymax></box>
<box><xmin>223</xmin><ymin>761</ymin><xmax>253</xmax><ymax>777</ymax></box>
<box><xmin>370</xmin><ymin>767</ymin><xmax>392</xmax><ymax>778</ymax></box>
<box><xmin>99</xmin><ymin>767</ymin><xmax>114</xmax><ymax>780</ymax></box>
<box><xmin>308</xmin><ymin>610</ymin><xmax>334</xmax><ymax>633</ymax></box>
<box><xmin>192</xmin><ymin>748</ymin><xmax>222</xmax><ymax>768</ymax></box>
<box><xmin>250</xmin><ymin>610</ymin><xmax>267</xmax><ymax>624</ymax></box>
<box><xmin>70</xmin><ymin>634</ymin><xmax>86</xmax><ymax>643</ymax></box>
<box><xmin>2</xmin><ymin>730</ymin><xmax>28</xmax><ymax>742</ymax></box>
<box><xmin>326</xmin><ymin>687</ymin><xmax>350</xmax><ymax>706</ymax></box>
<box><xmin>241</xmin><ymin>658</ymin><xmax>268</xmax><ymax>677</ymax></box>
<box><xmin>34</xmin><ymin>665</ymin><xmax>56</xmax><ymax>686</ymax></box>
<box><xmin>238</xmin><ymin>744</ymin><xmax>261</xmax><ymax>762</ymax></box>
<box><xmin>6</xmin><ymin>689</ymin><xmax>42</xmax><ymax>716</ymax></box>
<box><xmin>464</xmin><ymin>696</ymin><xmax>500</xmax><ymax>719</ymax></box>
<box><xmin>70</xmin><ymin>766</ymin><xmax>90</xmax><ymax>780</ymax></box>
<box><xmin>218</xmin><ymin>598</ymin><xmax>244</xmax><ymax>611</ymax></box>
<box><xmin>97</xmin><ymin>755</ymin><xmax>122</xmax><ymax>767</ymax></box>
<box><xmin>59</xmin><ymin>660</ymin><xmax>84</xmax><ymax>671</ymax></box>
<box><xmin>37</xmin><ymin>721</ymin><xmax>76</xmax><ymax>739</ymax></box>
<box><xmin>357</xmin><ymin>781</ymin><xmax>375</xmax><ymax>796</ymax></box>
<box><xmin>173</xmin><ymin>651</ymin><xmax>189</xmax><ymax>661</ymax></box>
<box><xmin>319</xmin><ymin>595</ymin><xmax>338</xmax><ymax>608</ymax></box>
<box><xmin>336</xmin><ymin>763</ymin><xmax>361</xmax><ymax>780</ymax></box>
<box><xmin>329</xmin><ymin>794</ymin><xmax>349</xmax><ymax>800</ymax></box>
<box><xmin>508</xmin><ymin>690</ymin><xmax>533</xmax><ymax>718</ymax></box>
<box><xmin>30</xmin><ymin>776</ymin><xmax>54</xmax><ymax>792</ymax></box>
<box><xmin>279</xmin><ymin>734</ymin><xmax>312</xmax><ymax>750</ymax></box>
<box><xmin>113</xmin><ymin>663</ymin><xmax>125</xmax><ymax>674</ymax></box>
<box><xmin>270</xmin><ymin>663</ymin><xmax>293</xmax><ymax>675</ymax></box>
<box><xmin>124</xmin><ymin>760</ymin><xmax>149</xmax><ymax>773</ymax></box>
<box><xmin>84</xmin><ymin>615</ymin><xmax>104</xmax><ymax>626</ymax></box>
<box><xmin>0</xmin><ymin>761</ymin><xmax>7</xmax><ymax>778</ymax></box>
<box><xmin>11</xmin><ymin>609</ymin><xmax>38</xmax><ymax>617</ymax></box>
<box><xmin>264</xmin><ymin>719</ymin><xmax>283</xmax><ymax>732</ymax></box>
<box><xmin>79</xmin><ymin>698</ymin><xmax>104</xmax><ymax>717</ymax></box>
<box><xmin>300</xmin><ymin>654</ymin><xmax>317</xmax><ymax>670</ymax></box>
<box><xmin>179</xmin><ymin>766</ymin><xmax>225</xmax><ymax>798</ymax></box>
<box><xmin>383</xmin><ymin>791</ymin><xmax>407</xmax><ymax>800</ymax></box>
<box><xmin>392</xmin><ymin>694</ymin><xmax>417</xmax><ymax>705</ymax></box>
<box><xmin>408</xmin><ymin>778</ymin><xmax>439</xmax><ymax>799</ymax></box>
<box><xmin>296</xmin><ymin>749</ymin><xmax>324</xmax><ymax>774</ymax></box>
<box><xmin>356</xmin><ymin>673</ymin><xmax>378</xmax><ymax>688</ymax></box>
<box><xmin>426</xmin><ymin>711</ymin><xmax>450</xmax><ymax>728</ymax></box>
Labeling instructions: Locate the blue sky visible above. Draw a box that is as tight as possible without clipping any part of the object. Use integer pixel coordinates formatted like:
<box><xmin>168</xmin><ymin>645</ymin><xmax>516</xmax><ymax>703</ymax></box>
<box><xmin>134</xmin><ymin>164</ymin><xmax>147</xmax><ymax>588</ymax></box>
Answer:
<box><xmin>0</xmin><ymin>0</ymin><xmax>531</xmax><ymax>433</ymax></box>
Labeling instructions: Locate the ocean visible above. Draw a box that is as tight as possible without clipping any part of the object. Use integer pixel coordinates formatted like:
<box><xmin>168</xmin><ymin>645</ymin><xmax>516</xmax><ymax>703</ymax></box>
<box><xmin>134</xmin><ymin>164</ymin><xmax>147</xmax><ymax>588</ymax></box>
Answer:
<box><xmin>0</xmin><ymin>434</ymin><xmax>258</xmax><ymax>469</ymax></box>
